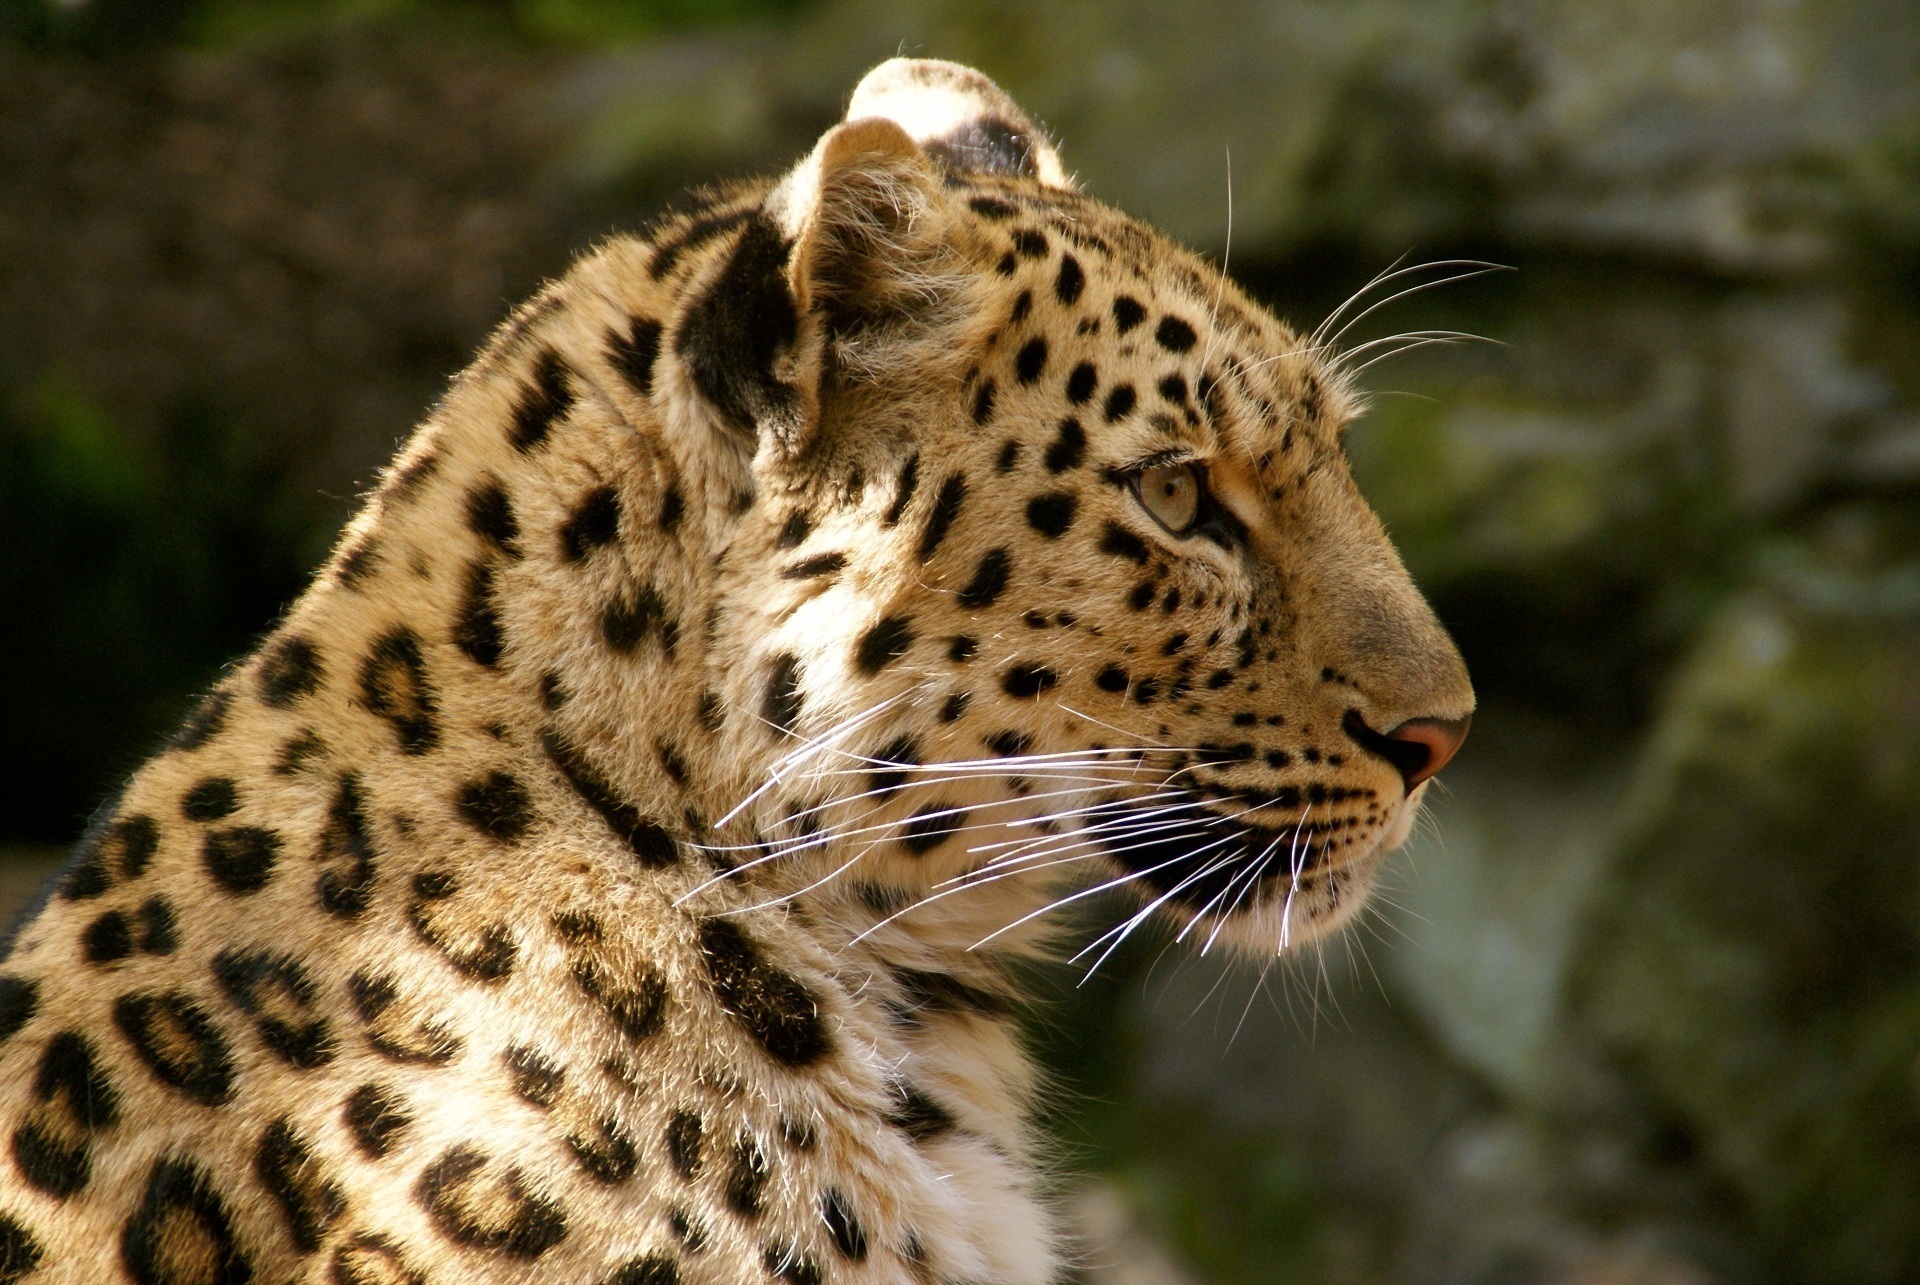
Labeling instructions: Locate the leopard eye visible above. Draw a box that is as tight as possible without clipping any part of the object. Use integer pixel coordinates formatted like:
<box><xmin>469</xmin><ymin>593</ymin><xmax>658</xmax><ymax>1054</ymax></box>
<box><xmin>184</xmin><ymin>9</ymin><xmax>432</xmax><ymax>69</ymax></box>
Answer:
<box><xmin>1133</xmin><ymin>461</ymin><xmax>1203</xmax><ymax>534</ymax></box>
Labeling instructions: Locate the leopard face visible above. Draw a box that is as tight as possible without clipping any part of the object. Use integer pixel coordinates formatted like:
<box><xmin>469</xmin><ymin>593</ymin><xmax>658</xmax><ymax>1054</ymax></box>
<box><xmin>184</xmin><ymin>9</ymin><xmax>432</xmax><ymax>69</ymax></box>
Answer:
<box><xmin>655</xmin><ymin>62</ymin><xmax>1474</xmax><ymax>956</ymax></box>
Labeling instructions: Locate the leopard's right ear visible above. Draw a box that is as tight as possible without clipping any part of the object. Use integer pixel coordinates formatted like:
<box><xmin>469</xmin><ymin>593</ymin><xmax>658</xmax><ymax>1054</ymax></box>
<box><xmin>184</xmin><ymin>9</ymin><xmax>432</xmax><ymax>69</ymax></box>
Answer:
<box><xmin>845</xmin><ymin>58</ymin><xmax>1072</xmax><ymax>189</ymax></box>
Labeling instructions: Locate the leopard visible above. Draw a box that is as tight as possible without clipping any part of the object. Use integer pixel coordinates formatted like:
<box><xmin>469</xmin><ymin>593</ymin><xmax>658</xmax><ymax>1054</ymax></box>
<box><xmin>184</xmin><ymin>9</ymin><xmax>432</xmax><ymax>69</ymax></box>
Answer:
<box><xmin>0</xmin><ymin>58</ymin><xmax>1471</xmax><ymax>1285</ymax></box>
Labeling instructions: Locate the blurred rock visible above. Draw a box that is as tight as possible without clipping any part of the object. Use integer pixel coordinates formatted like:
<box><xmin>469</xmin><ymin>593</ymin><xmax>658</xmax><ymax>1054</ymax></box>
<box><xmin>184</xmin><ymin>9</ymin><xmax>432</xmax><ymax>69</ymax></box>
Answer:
<box><xmin>1572</xmin><ymin>563</ymin><xmax>1920</xmax><ymax>1283</ymax></box>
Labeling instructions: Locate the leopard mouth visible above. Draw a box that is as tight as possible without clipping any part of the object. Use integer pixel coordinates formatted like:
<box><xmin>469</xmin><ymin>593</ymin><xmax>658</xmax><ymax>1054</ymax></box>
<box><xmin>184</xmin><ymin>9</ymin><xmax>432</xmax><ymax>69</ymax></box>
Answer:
<box><xmin>1080</xmin><ymin>790</ymin><xmax>1368</xmax><ymax>916</ymax></box>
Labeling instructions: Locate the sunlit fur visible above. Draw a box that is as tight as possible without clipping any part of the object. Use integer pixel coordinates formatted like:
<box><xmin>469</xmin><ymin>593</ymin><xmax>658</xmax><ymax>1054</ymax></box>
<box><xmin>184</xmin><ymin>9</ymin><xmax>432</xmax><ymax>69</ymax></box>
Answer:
<box><xmin>0</xmin><ymin>60</ymin><xmax>1469</xmax><ymax>1284</ymax></box>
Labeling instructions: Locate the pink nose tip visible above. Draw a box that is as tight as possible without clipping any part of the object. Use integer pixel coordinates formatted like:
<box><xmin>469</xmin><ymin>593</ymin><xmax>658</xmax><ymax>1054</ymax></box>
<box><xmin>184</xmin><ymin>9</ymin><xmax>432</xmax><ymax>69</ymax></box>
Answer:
<box><xmin>1342</xmin><ymin>710</ymin><xmax>1471</xmax><ymax>792</ymax></box>
<box><xmin>1387</xmin><ymin>716</ymin><xmax>1471</xmax><ymax>788</ymax></box>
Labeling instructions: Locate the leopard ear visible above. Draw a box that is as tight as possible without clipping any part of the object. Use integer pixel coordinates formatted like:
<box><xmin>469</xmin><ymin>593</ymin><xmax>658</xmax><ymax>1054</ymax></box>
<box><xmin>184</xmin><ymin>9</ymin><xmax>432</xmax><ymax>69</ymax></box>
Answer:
<box><xmin>845</xmin><ymin>58</ymin><xmax>1073</xmax><ymax>189</ymax></box>
<box><xmin>673</xmin><ymin>118</ymin><xmax>951</xmax><ymax>454</ymax></box>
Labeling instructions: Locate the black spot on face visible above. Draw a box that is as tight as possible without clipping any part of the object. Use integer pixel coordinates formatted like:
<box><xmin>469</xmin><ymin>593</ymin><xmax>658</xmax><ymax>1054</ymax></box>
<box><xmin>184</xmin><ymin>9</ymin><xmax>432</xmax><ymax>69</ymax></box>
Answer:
<box><xmin>136</xmin><ymin>897</ymin><xmax>177</xmax><ymax>954</ymax></box>
<box><xmin>212</xmin><ymin>948</ymin><xmax>335</xmax><ymax>1069</ymax></box>
<box><xmin>416</xmin><ymin>1144</ymin><xmax>568</xmax><ymax>1258</ymax></box>
<box><xmin>601</xmin><ymin>582</ymin><xmax>670</xmax><ymax>655</ymax></box>
<box><xmin>183</xmin><ymin>772</ymin><xmax>238</xmax><ymax>822</ymax></box>
<box><xmin>1128</xmin><ymin>581</ymin><xmax>1157</xmax><ymax>611</ymax></box>
<box><xmin>359</xmin><ymin>628</ymin><xmax>439</xmax><ymax>755</ymax></box>
<box><xmin>886</xmin><ymin>1079</ymin><xmax>956</xmax><ymax>1141</ymax></box>
<box><xmin>968</xmin><ymin>195</ymin><xmax>1017</xmax><ymax>219</ymax></box>
<box><xmin>995</xmin><ymin>439</ymin><xmax>1021</xmax><ymax>472</ymax></box>
<box><xmin>1002</xmin><ymin>664</ymin><xmax>1058</xmax><ymax>699</ymax></box>
<box><xmin>782</xmin><ymin>552</ymin><xmax>846</xmax><ymax>583</ymax></box>
<box><xmin>1014</xmin><ymin>337</ymin><xmax>1048</xmax><ymax>385</ymax></box>
<box><xmin>608</xmin><ymin>316</ymin><xmax>663</xmax><ymax>397</ymax></box>
<box><xmin>331</xmin><ymin>1234</ymin><xmax>425</xmax><ymax>1285</ymax></box>
<box><xmin>542</xmin><ymin>731</ymin><xmax>680</xmax><ymax>867</ymax></box>
<box><xmin>258</xmin><ymin>636</ymin><xmax>325</xmax><ymax>709</ymax></box>
<box><xmin>957</xmin><ymin>548</ymin><xmax>1012</xmax><ymax>609</ymax></box>
<box><xmin>725</xmin><ymin>1131</ymin><xmax>770</xmax><ymax>1217</ymax></box>
<box><xmin>696</xmin><ymin>918</ymin><xmax>830</xmax><ymax>1067</ymax></box>
<box><xmin>350</xmin><ymin>972</ymin><xmax>462</xmax><ymax>1066</ymax></box>
<box><xmin>1026</xmin><ymin>491</ymin><xmax>1077</xmax><ymax>537</ymax></box>
<box><xmin>1159</xmin><ymin>373</ymin><xmax>1189</xmax><ymax>403</ymax></box>
<box><xmin>1064</xmin><ymin>357</ymin><xmax>1097</xmax><ymax>403</ymax></box>
<box><xmin>345</xmin><ymin>1083</ymin><xmax>411</xmax><ymax>1158</ymax></box>
<box><xmin>82</xmin><ymin>910</ymin><xmax>134</xmax><ymax>965</ymax></box>
<box><xmin>0</xmin><ymin>976</ymin><xmax>38</xmax><ymax>1043</ymax></box>
<box><xmin>1112</xmin><ymin>296</ymin><xmax>1146</xmax><ymax>333</ymax></box>
<box><xmin>113</xmin><ymin>990</ymin><xmax>235</xmax><ymax>1105</ymax></box>
<box><xmin>1009</xmin><ymin>290</ymin><xmax>1032</xmax><ymax>324</ymax></box>
<box><xmin>883</xmin><ymin>453</ymin><xmax>921</xmax><ymax>526</ymax></box>
<box><xmin>764</xmin><ymin>1248</ymin><xmax>821</xmax><ymax>1285</ymax></box>
<box><xmin>560</xmin><ymin>486</ymin><xmax>621</xmax><ymax>562</ymax></box>
<box><xmin>408</xmin><ymin>873</ymin><xmax>518</xmax><ymax>982</ymax></box>
<box><xmin>762</xmin><ymin>654</ymin><xmax>804</xmax><ymax>735</ymax></box>
<box><xmin>313</xmin><ymin>772</ymin><xmax>378</xmax><ymax>919</ymax></box>
<box><xmin>605</xmin><ymin>1253</ymin><xmax>682</xmax><ymax>1285</ymax></box>
<box><xmin>274</xmin><ymin>730</ymin><xmax>326</xmax><ymax>775</ymax></box>
<box><xmin>121</xmin><ymin>1156</ymin><xmax>251</xmax><ymax>1284</ymax></box>
<box><xmin>510</xmin><ymin>349</ymin><xmax>574</xmax><ymax>452</ymax></box>
<box><xmin>1099</xmin><ymin>521</ymin><xmax>1151</xmax><ymax>565</ymax></box>
<box><xmin>855</xmin><ymin>615</ymin><xmax>916</xmax><ymax>675</ymax></box>
<box><xmin>1011</xmin><ymin>228</ymin><xmax>1049</xmax><ymax>258</ymax></box>
<box><xmin>1103</xmin><ymin>384</ymin><xmax>1137</xmax><ymax>423</ymax></box>
<box><xmin>464</xmin><ymin>479</ymin><xmax>521</xmax><ymax>555</ymax></box>
<box><xmin>11</xmin><ymin>1030</ymin><xmax>119</xmax><ymax>1198</ymax></box>
<box><xmin>504</xmin><ymin>1043</ymin><xmax>564</xmax><ymax>1108</ymax></box>
<box><xmin>456</xmin><ymin>772</ymin><xmax>533</xmax><ymax>844</ymax></box>
<box><xmin>918</xmin><ymin>474</ymin><xmax>968</xmax><ymax>562</ymax></box>
<box><xmin>666</xmin><ymin>1109</ymin><xmax>704</xmax><ymax>1180</ymax></box>
<box><xmin>62</xmin><ymin>813</ymin><xmax>161</xmax><ymax>900</ymax></box>
<box><xmin>940</xmin><ymin>691</ymin><xmax>972</xmax><ymax>722</ymax></box>
<box><xmin>984</xmin><ymin>730</ymin><xmax>1033</xmax><ymax>757</ymax></box>
<box><xmin>454</xmin><ymin>561</ymin><xmax>506</xmax><ymax>668</ymax></box>
<box><xmin>947</xmin><ymin>635</ymin><xmax>977</xmax><ymax>663</ymax></box>
<box><xmin>1096</xmin><ymin>666</ymin><xmax>1130</xmax><ymax>693</ymax></box>
<box><xmin>1043</xmin><ymin>421</ymin><xmax>1088</xmax><ymax>477</ymax></box>
<box><xmin>775</xmin><ymin>511</ymin><xmax>812</xmax><ymax>550</ymax></box>
<box><xmin>1156</xmin><ymin>316</ymin><xmax>1198</xmax><ymax>353</ymax></box>
<box><xmin>868</xmin><ymin>735</ymin><xmax>920</xmax><ymax>796</ymax></box>
<box><xmin>1054</xmin><ymin>254</ymin><xmax>1085</xmax><ymax>305</ymax></box>
<box><xmin>256</xmin><ymin>1117</ymin><xmax>345</xmax><ymax>1253</ymax></box>
<box><xmin>336</xmin><ymin>535</ymin><xmax>380</xmax><ymax>588</ymax></box>
<box><xmin>900</xmin><ymin>803</ymin><xmax>967</xmax><ymax>854</ymax></box>
<box><xmin>0</xmin><ymin>1215</ymin><xmax>42</xmax><ymax>1282</ymax></box>
<box><xmin>972</xmin><ymin>379</ymin><xmax>997</xmax><ymax>425</ymax></box>
<box><xmin>203</xmin><ymin>826</ymin><xmax>280</xmax><ymax>894</ymax></box>
<box><xmin>559</xmin><ymin>929</ymin><xmax>669</xmax><ymax>1044</ymax></box>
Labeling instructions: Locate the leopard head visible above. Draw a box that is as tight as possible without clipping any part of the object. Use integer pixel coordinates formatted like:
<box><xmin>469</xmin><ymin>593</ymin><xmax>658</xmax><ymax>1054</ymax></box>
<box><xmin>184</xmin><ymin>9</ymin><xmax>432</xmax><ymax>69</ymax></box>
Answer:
<box><xmin>644</xmin><ymin>60</ymin><xmax>1472</xmax><ymax>955</ymax></box>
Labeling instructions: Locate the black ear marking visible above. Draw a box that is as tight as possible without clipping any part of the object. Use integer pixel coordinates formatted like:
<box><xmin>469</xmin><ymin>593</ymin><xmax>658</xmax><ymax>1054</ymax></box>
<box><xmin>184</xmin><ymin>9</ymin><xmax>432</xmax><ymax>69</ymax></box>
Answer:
<box><xmin>922</xmin><ymin>117</ymin><xmax>1037</xmax><ymax>178</ymax></box>
<box><xmin>673</xmin><ymin>214</ymin><xmax>802</xmax><ymax>441</ymax></box>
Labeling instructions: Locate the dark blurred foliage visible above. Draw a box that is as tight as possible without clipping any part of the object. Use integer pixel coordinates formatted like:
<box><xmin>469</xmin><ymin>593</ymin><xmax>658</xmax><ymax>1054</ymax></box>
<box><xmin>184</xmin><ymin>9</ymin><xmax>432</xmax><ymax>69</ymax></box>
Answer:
<box><xmin>0</xmin><ymin>0</ymin><xmax>810</xmax><ymax>53</ymax></box>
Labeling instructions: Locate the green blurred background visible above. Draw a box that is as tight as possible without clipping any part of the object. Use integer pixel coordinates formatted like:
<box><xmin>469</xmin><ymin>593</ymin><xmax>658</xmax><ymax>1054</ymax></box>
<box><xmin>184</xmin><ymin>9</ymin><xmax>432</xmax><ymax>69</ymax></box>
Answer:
<box><xmin>4</xmin><ymin>1</ymin><xmax>1919</xmax><ymax>1281</ymax></box>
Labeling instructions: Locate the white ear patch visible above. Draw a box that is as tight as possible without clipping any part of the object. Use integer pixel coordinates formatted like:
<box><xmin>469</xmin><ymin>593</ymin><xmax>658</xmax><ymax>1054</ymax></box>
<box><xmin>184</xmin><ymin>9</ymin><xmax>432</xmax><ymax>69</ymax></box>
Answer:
<box><xmin>845</xmin><ymin>58</ymin><xmax>1072</xmax><ymax>189</ymax></box>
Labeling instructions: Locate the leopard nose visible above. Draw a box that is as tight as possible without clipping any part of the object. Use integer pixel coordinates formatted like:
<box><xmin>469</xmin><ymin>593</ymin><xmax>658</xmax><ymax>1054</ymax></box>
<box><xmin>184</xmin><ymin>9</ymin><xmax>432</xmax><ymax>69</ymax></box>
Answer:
<box><xmin>1341</xmin><ymin>709</ymin><xmax>1471</xmax><ymax>792</ymax></box>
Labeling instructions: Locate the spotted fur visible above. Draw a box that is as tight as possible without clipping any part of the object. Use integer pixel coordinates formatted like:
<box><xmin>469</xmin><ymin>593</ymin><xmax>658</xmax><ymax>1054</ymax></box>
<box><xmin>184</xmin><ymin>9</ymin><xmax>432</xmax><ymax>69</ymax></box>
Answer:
<box><xmin>0</xmin><ymin>59</ymin><xmax>1469</xmax><ymax>1284</ymax></box>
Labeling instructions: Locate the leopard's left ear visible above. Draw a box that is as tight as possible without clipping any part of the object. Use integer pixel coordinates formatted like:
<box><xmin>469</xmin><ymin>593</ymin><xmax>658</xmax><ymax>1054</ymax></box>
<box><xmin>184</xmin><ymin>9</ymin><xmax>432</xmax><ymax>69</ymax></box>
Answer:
<box><xmin>845</xmin><ymin>58</ymin><xmax>1073</xmax><ymax>189</ymax></box>
<box><xmin>675</xmin><ymin>115</ymin><xmax>969</xmax><ymax>455</ymax></box>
